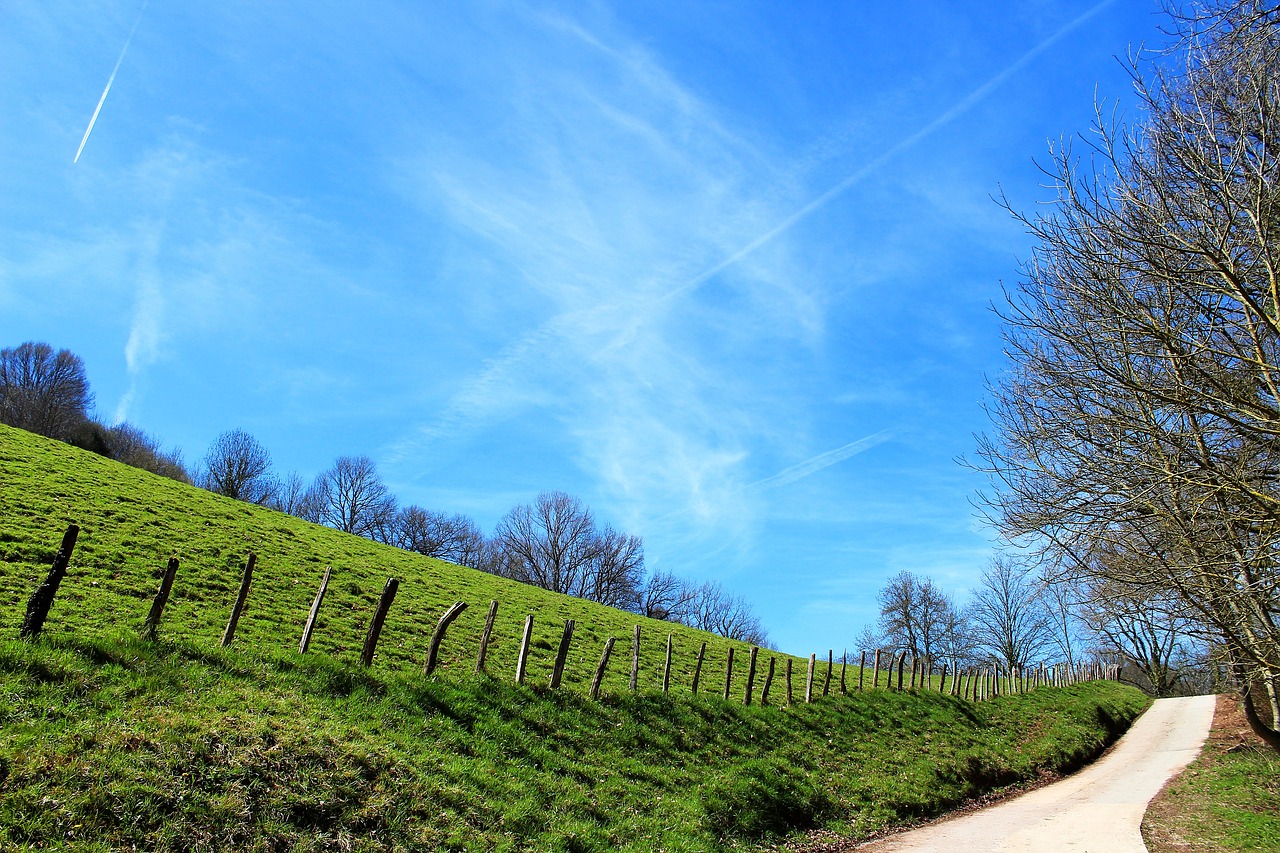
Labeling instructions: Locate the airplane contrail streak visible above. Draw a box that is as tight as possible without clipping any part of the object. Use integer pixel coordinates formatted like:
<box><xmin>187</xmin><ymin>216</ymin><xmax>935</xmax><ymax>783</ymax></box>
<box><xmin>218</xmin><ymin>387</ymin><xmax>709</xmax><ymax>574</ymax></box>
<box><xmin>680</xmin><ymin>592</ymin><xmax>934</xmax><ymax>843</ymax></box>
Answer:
<box><xmin>745</xmin><ymin>429</ymin><xmax>894</xmax><ymax>492</ymax></box>
<box><xmin>666</xmin><ymin>0</ymin><xmax>1116</xmax><ymax>299</ymax></box>
<box><xmin>74</xmin><ymin>3</ymin><xmax>147</xmax><ymax>164</ymax></box>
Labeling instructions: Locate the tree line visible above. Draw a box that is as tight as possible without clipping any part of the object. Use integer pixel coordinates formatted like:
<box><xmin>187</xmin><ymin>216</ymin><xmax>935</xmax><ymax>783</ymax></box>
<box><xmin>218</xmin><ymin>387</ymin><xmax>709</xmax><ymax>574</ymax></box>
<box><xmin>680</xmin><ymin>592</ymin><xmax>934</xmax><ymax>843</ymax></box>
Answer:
<box><xmin>0</xmin><ymin>343</ymin><xmax>770</xmax><ymax>646</ymax></box>
<box><xmin>970</xmin><ymin>0</ymin><xmax>1280</xmax><ymax>751</ymax></box>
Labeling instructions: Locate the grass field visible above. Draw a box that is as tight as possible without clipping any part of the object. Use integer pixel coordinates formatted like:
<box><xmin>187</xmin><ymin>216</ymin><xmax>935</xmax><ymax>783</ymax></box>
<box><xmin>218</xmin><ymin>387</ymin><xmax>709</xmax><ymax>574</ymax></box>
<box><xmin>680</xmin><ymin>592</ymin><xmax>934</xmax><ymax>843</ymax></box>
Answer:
<box><xmin>0</xmin><ymin>424</ymin><xmax>1153</xmax><ymax>850</ymax></box>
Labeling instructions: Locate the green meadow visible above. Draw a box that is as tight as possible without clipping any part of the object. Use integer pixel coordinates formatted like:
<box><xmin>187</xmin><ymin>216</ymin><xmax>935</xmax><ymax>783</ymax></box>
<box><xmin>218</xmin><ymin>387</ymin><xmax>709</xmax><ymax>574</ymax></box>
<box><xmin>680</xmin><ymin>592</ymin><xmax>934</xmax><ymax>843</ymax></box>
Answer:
<box><xmin>0</xmin><ymin>424</ymin><xmax>1150</xmax><ymax>850</ymax></box>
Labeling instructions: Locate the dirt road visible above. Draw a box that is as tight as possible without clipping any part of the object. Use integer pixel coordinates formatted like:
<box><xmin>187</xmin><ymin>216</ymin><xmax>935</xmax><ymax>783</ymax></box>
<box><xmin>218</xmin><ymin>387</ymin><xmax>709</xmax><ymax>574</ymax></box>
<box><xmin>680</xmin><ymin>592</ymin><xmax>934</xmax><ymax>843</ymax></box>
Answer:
<box><xmin>856</xmin><ymin>694</ymin><xmax>1216</xmax><ymax>853</ymax></box>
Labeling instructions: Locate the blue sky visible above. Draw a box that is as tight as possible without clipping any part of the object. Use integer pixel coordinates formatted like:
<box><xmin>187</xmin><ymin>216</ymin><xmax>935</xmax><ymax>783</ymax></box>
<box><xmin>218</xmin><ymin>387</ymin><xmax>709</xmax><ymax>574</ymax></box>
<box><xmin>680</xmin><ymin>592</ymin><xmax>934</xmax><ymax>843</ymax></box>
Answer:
<box><xmin>1</xmin><ymin>1</ymin><xmax>1169</xmax><ymax>655</ymax></box>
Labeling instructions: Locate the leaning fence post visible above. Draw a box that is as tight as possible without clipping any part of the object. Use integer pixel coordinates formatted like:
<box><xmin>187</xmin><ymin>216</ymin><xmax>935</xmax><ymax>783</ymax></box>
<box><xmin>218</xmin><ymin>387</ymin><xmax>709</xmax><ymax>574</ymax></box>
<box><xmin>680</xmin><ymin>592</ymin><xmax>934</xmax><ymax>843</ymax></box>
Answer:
<box><xmin>785</xmin><ymin>658</ymin><xmax>793</xmax><ymax>705</ymax></box>
<box><xmin>823</xmin><ymin>649</ymin><xmax>833</xmax><ymax>697</ymax></box>
<box><xmin>662</xmin><ymin>634</ymin><xmax>673</xmax><ymax>694</ymax></box>
<box><xmin>20</xmin><ymin>524</ymin><xmax>80</xmax><ymax>640</ymax></box>
<box><xmin>806</xmin><ymin>653</ymin><xmax>816</xmax><ymax>703</ymax></box>
<box><xmin>745</xmin><ymin>646</ymin><xmax>759</xmax><ymax>705</ymax></box>
<box><xmin>692</xmin><ymin>641</ymin><xmax>706</xmax><ymax>694</ymax></box>
<box><xmin>474</xmin><ymin>599</ymin><xmax>499</xmax><ymax>673</ymax></box>
<box><xmin>425</xmin><ymin>601</ymin><xmax>469</xmax><ymax>675</ymax></box>
<box><xmin>359</xmin><ymin>576</ymin><xmax>398</xmax><ymax>667</ymax></box>
<box><xmin>299</xmin><ymin>566</ymin><xmax>332</xmax><ymax>654</ymax></box>
<box><xmin>221</xmin><ymin>553</ymin><xmax>257</xmax><ymax>647</ymax></box>
<box><xmin>589</xmin><ymin>637</ymin><xmax>615</xmax><ymax>699</ymax></box>
<box><xmin>723</xmin><ymin>647</ymin><xmax>735</xmax><ymax>701</ymax></box>
<box><xmin>515</xmin><ymin>615</ymin><xmax>534</xmax><ymax>684</ymax></box>
<box><xmin>141</xmin><ymin>557</ymin><xmax>180</xmax><ymax>640</ymax></box>
<box><xmin>761</xmin><ymin>656</ymin><xmax>776</xmax><ymax>705</ymax></box>
<box><xmin>549</xmin><ymin>619</ymin><xmax>575</xmax><ymax>688</ymax></box>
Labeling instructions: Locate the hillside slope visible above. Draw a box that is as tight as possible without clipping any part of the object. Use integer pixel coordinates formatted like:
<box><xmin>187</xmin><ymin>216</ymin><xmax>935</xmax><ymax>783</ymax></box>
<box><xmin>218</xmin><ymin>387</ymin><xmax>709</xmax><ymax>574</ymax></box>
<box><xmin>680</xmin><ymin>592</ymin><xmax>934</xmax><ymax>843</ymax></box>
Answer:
<box><xmin>0</xmin><ymin>425</ymin><xmax>1151</xmax><ymax>851</ymax></box>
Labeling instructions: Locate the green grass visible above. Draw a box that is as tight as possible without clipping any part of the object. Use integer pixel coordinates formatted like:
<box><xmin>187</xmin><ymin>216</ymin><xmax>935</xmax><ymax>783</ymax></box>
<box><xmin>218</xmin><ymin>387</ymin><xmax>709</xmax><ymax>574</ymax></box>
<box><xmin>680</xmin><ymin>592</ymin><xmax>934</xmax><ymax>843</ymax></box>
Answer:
<box><xmin>0</xmin><ymin>424</ymin><xmax>1154</xmax><ymax>850</ymax></box>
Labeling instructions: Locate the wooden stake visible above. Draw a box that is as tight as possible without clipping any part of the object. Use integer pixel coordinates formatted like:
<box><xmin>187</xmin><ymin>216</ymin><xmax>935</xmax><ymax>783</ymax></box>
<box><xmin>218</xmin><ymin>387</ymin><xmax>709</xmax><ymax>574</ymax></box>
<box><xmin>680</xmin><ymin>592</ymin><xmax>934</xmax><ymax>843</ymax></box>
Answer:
<box><xmin>630</xmin><ymin>625</ymin><xmax>641</xmax><ymax>691</ymax></box>
<box><xmin>299</xmin><ymin>566</ymin><xmax>331</xmax><ymax>654</ymax></box>
<box><xmin>515</xmin><ymin>614</ymin><xmax>534</xmax><ymax>684</ymax></box>
<box><xmin>806</xmin><ymin>653</ymin><xmax>816</xmax><ymax>703</ymax></box>
<box><xmin>474</xmin><ymin>599</ymin><xmax>499</xmax><ymax>673</ymax></box>
<box><xmin>785</xmin><ymin>658</ymin><xmax>793</xmax><ymax>706</ymax></box>
<box><xmin>20</xmin><ymin>524</ymin><xmax>79</xmax><ymax>640</ymax></box>
<box><xmin>872</xmin><ymin>649</ymin><xmax>881</xmax><ymax>689</ymax></box>
<box><xmin>723</xmin><ymin>647</ymin><xmax>734</xmax><ymax>700</ymax></box>
<box><xmin>662</xmin><ymin>634</ymin><xmax>673</xmax><ymax>694</ymax></box>
<box><xmin>761</xmin><ymin>656</ymin><xmax>776</xmax><ymax>705</ymax></box>
<box><xmin>425</xmin><ymin>601</ymin><xmax>469</xmax><ymax>675</ymax></box>
<box><xmin>589</xmin><ymin>637</ymin><xmax>615</xmax><ymax>699</ymax></box>
<box><xmin>692</xmin><ymin>641</ymin><xmax>706</xmax><ymax>694</ymax></box>
<box><xmin>823</xmin><ymin>649</ymin><xmax>833</xmax><ymax>697</ymax></box>
<box><xmin>858</xmin><ymin>650</ymin><xmax>867</xmax><ymax>691</ymax></box>
<box><xmin>221</xmin><ymin>553</ymin><xmax>256</xmax><ymax>647</ymax></box>
<box><xmin>359</xmin><ymin>576</ymin><xmax>398</xmax><ymax>667</ymax></box>
<box><xmin>549</xmin><ymin>619</ymin><xmax>574</xmax><ymax>688</ymax></box>
<box><xmin>745</xmin><ymin>646</ymin><xmax>759</xmax><ymax>705</ymax></box>
<box><xmin>141</xmin><ymin>557</ymin><xmax>179</xmax><ymax>640</ymax></box>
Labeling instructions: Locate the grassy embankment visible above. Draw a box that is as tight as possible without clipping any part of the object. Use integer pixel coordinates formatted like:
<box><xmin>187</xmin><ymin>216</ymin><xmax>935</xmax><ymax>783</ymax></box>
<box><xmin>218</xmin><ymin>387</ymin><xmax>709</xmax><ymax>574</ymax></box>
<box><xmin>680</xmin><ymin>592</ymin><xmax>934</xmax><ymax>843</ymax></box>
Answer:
<box><xmin>0</xmin><ymin>424</ymin><xmax>1151</xmax><ymax>850</ymax></box>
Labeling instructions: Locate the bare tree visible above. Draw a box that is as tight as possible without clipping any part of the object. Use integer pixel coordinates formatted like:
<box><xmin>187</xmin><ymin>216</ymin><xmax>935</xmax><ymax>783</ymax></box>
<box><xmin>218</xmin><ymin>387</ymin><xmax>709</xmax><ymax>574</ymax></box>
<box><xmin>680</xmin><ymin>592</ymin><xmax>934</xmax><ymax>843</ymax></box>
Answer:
<box><xmin>686</xmin><ymin>581</ymin><xmax>771</xmax><ymax>647</ymax></box>
<box><xmin>199</xmin><ymin>429</ymin><xmax>277</xmax><ymax>504</ymax></box>
<box><xmin>877</xmin><ymin>571</ymin><xmax>962</xmax><ymax>666</ymax></box>
<box><xmin>104</xmin><ymin>422</ymin><xmax>189</xmax><ymax>483</ymax></box>
<box><xmin>0</xmin><ymin>342</ymin><xmax>93</xmax><ymax>441</ymax></box>
<box><xmin>974</xmin><ymin>0</ymin><xmax>1280</xmax><ymax>750</ymax></box>
<box><xmin>968</xmin><ymin>556</ymin><xmax>1054</xmax><ymax>671</ymax></box>
<box><xmin>494</xmin><ymin>491</ymin><xmax>606</xmax><ymax>598</ymax></box>
<box><xmin>639</xmin><ymin>570</ymin><xmax>698</xmax><ymax>621</ymax></box>
<box><xmin>583</xmin><ymin>526</ymin><xmax>645</xmax><ymax>611</ymax></box>
<box><xmin>307</xmin><ymin>455</ymin><xmax>397</xmax><ymax>540</ymax></box>
<box><xmin>395</xmin><ymin>506</ymin><xmax>486</xmax><ymax>567</ymax></box>
<box><xmin>270</xmin><ymin>471</ymin><xmax>309</xmax><ymax>516</ymax></box>
<box><xmin>1079</xmin><ymin>575</ymin><xmax>1201</xmax><ymax>697</ymax></box>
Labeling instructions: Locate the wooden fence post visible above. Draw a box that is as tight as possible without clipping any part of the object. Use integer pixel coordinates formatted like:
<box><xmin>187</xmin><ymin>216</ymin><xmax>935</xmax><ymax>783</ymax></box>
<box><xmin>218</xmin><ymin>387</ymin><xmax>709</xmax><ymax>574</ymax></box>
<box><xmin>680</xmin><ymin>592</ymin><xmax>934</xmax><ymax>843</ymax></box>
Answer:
<box><xmin>589</xmin><ymin>637</ymin><xmax>615</xmax><ymax>699</ymax></box>
<box><xmin>939</xmin><ymin>662</ymin><xmax>948</xmax><ymax>695</ymax></box>
<box><xmin>474</xmin><ymin>599</ymin><xmax>499</xmax><ymax>673</ymax></box>
<box><xmin>359</xmin><ymin>576</ymin><xmax>398</xmax><ymax>667</ymax></box>
<box><xmin>141</xmin><ymin>557</ymin><xmax>179</xmax><ymax>640</ymax></box>
<box><xmin>549</xmin><ymin>619</ymin><xmax>575</xmax><ymax>688</ymax></box>
<box><xmin>662</xmin><ymin>634</ymin><xmax>673</xmax><ymax>694</ymax></box>
<box><xmin>515</xmin><ymin>615</ymin><xmax>535</xmax><ymax>684</ymax></box>
<box><xmin>299</xmin><ymin>566</ymin><xmax>331</xmax><ymax>654</ymax></box>
<box><xmin>221</xmin><ymin>553</ymin><xmax>257</xmax><ymax>648</ymax></box>
<box><xmin>425</xmin><ymin>601</ymin><xmax>469</xmax><ymax>675</ymax></box>
<box><xmin>785</xmin><ymin>658</ymin><xmax>793</xmax><ymax>705</ymax></box>
<box><xmin>897</xmin><ymin>652</ymin><xmax>906</xmax><ymax>691</ymax></box>
<box><xmin>806</xmin><ymin>653</ymin><xmax>816</xmax><ymax>703</ymax></box>
<box><xmin>761</xmin><ymin>656</ymin><xmax>776</xmax><ymax>706</ymax></box>
<box><xmin>692</xmin><ymin>641</ymin><xmax>706</xmax><ymax>694</ymax></box>
<box><xmin>745</xmin><ymin>646</ymin><xmax>759</xmax><ymax>705</ymax></box>
<box><xmin>872</xmin><ymin>649</ymin><xmax>881</xmax><ymax>688</ymax></box>
<box><xmin>823</xmin><ymin>649</ymin><xmax>833</xmax><ymax>697</ymax></box>
<box><xmin>840</xmin><ymin>649</ymin><xmax>847</xmax><ymax>695</ymax></box>
<box><xmin>20</xmin><ymin>524</ymin><xmax>80</xmax><ymax>640</ymax></box>
<box><xmin>630</xmin><ymin>625</ymin><xmax>641</xmax><ymax>691</ymax></box>
<box><xmin>723</xmin><ymin>647</ymin><xmax>735</xmax><ymax>701</ymax></box>
<box><xmin>910</xmin><ymin>656</ymin><xmax>918</xmax><ymax>690</ymax></box>
<box><xmin>858</xmin><ymin>650</ymin><xmax>866</xmax><ymax>691</ymax></box>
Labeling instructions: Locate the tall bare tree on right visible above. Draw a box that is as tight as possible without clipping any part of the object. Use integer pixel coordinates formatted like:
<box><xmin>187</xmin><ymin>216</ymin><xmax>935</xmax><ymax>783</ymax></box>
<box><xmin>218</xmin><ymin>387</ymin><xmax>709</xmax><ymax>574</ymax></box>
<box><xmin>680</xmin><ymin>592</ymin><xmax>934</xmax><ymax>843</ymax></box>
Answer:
<box><xmin>975</xmin><ymin>1</ymin><xmax>1280</xmax><ymax>749</ymax></box>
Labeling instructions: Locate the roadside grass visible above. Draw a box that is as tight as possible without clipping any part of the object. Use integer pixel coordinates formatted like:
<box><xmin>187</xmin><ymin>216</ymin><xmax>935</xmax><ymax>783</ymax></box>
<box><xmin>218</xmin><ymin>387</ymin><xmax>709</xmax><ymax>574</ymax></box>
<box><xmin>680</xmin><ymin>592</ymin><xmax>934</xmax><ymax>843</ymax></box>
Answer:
<box><xmin>1</xmin><ymin>634</ymin><xmax>1149</xmax><ymax>851</ymax></box>
<box><xmin>1143</xmin><ymin>695</ymin><xmax>1280</xmax><ymax>852</ymax></box>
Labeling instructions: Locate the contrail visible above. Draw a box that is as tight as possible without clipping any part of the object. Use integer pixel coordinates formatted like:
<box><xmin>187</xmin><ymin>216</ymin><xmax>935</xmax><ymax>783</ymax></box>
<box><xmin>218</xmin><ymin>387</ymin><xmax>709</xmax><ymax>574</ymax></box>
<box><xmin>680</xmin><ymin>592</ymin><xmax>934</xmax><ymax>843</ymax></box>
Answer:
<box><xmin>667</xmin><ymin>0</ymin><xmax>1116</xmax><ymax>299</ymax></box>
<box><xmin>74</xmin><ymin>2</ymin><xmax>147</xmax><ymax>164</ymax></box>
<box><xmin>745</xmin><ymin>429</ymin><xmax>893</xmax><ymax>492</ymax></box>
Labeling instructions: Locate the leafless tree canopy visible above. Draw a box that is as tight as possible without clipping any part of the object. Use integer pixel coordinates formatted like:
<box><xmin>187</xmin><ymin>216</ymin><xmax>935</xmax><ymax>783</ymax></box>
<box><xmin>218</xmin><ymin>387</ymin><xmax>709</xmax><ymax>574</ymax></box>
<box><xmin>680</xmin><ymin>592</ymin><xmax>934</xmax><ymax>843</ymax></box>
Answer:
<box><xmin>102</xmin><ymin>422</ymin><xmax>189</xmax><ymax>483</ymax></box>
<box><xmin>395</xmin><ymin>506</ymin><xmax>486</xmax><ymax>568</ymax></box>
<box><xmin>306</xmin><ymin>455</ymin><xmax>398</xmax><ymax>541</ymax></box>
<box><xmin>200</xmin><ymin>429</ymin><xmax>278</xmax><ymax>504</ymax></box>
<box><xmin>0</xmin><ymin>341</ymin><xmax>93</xmax><ymax>442</ymax></box>
<box><xmin>877</xmin><ymin>571</ymin><xmax>963</xmax><ymax>664</ymax></box>
<box><xmin>975</xmin><ymin>0</ymin><xmax>1280</xmax><ymax>748</ymax></box>
<box><xmin>967</xmin><ymin>557</ymin><xmax>1054</xmax><ymax>671</ymax></box>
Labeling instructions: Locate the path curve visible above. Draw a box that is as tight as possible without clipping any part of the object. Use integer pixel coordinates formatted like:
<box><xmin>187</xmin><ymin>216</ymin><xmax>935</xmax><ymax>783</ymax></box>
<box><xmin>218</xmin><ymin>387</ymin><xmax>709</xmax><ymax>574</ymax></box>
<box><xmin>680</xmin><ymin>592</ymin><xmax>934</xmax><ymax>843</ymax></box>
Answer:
<box><xmin>856</xmin><ymin>694</ymin><xmax>1216</xmax><ymax>853</ymax></box>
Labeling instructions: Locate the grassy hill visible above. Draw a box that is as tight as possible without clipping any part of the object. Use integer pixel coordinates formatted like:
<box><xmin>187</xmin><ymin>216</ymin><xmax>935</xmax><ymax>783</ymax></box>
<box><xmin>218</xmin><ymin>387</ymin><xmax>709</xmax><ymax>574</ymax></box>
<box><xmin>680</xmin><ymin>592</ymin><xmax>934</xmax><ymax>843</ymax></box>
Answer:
<box><xmin>0</xmin><ymin>424</ymin><xmax>1151</xmax><ymax>850</ymax></box>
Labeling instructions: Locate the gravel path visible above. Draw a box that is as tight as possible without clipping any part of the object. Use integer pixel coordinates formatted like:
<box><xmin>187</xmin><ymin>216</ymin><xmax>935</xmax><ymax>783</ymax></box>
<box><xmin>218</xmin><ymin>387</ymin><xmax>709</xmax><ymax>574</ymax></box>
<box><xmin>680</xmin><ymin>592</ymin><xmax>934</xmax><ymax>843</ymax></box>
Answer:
<box><xmin>853</xmin><ymin>694</ymin><xmax>1217</xmax><ymax>853</ymax></box>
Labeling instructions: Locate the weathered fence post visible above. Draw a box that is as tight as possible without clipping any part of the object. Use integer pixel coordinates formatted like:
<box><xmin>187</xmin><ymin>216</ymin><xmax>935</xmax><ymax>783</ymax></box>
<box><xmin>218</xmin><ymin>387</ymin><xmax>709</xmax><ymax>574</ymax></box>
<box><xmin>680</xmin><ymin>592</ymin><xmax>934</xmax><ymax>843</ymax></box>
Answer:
<box><xmin>745</xmin><ymin>646</ymin><xmax>759</xmax><ymax>705</ymax></box>
<box><xmin>723</xmin><ymin>647</ymin><xmax>735</xmax><ymax>701</ymax></box>
<box><xmin>359</xmin><ymin>576</ymin><xmax>398</xmax><ymax>667</ymax></box>
<box><xmin>425</xmin><ymin>601</ymin><xmax>469</xmax><ymax>675</ymax></box>
<box><xmin>896</xmin><ymin>652</ymin><xmax>906</xmax><ymax>691</ymax></box>
<box><xmin>662</xmin><ymin>634</ymin><xmax>673</xmax><ymax>694</ymax></box>
<box><xmin>910</xmin><ymin>656</ymin><xmax>919</xmax><ymax>690</ymax></box>
<box><xmin>549</xmin><ymin>619</ymin><xmax>575</xmax><ymax>688</ymax></box>
<box><xmin>840</xmin><ymin>649</ymin><xmax>848</xmax><ymax>694</ymax></box>
<box><xmin>630</xmin><ymin>625</ymin><xmax>641</xmax><ymax>691</ymax></box>
<box><xmin>589</xmin><ymin>637</ymin><xmax>615</xmax><ymax>700</ymax></box>
<box><xmin>872</xmin><ymin>649</ymin><xmax>881</xmax><ymax>688</ymax></box>
<box><xmin>221</xmin><ymin>553</ymin><xmax>257</xmax><ymax>647</ymax></box>
<box><xmin>20</xmin><ymin>524</ymin><xmax>80</xmax><ymax>640</ymax></box>
<box><xmin>823</xmin><ymin>649</ymin><xmax>833</xmax><ymax>697</ymax></box>
<box><xmin>761</xmin><ymin>656</ymin><xmax>776</xmax><ymax>705</ymax></box>
<box><xmin>806</xmin><ymin>653</ymin><xmax>816</xmax><ymax>703</ymax></box>
<box><xmin>692</xmin><ymin>641</ymin><xmax>707</xmax><ymax>694</ymax></box>
<box><xmin>785</xmin><ymin>658</ymin><xmax>793</xmax><ymax>705</ymax></box>
<box><xmin>939</xmin><ymin>662</ymin><xmax>948</xmax><ymax>694</ymax></box>
<box><xmin>858</xmin><ymin>650</ymin><xmax>866</xmax><ymax>691</ymax></box>
<box><xmin>474</xmin><ymin>599</ymin><xmax>499</xmax><ymax>673</ymax></box>
<box><xmin>141</xmin><ymin>557</ymin><xmax>179</xmax><ymax>640</ymax></box>
<box><xmin>299</xmin><ymin>566</ymin><xmax>331</xmax><ymax>654</ymax></box>
<box><xmin>515</xmin><ymin>614</ymin><xmax>535</xmax><ymax>684</ymax></box>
